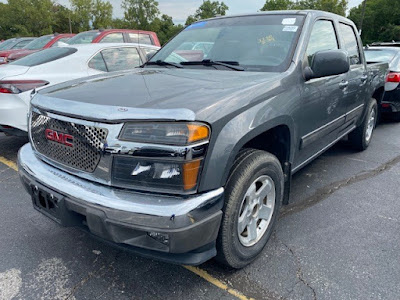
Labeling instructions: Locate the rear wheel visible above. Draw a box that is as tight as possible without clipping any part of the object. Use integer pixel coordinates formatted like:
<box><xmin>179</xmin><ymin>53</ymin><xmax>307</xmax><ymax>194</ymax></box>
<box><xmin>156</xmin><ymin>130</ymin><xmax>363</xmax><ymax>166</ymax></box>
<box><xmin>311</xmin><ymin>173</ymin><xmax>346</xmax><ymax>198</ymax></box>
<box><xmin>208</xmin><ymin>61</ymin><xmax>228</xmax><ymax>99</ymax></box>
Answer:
<box><xmin>348</xmin><ymin>98</ymin><xmax>377</xmax><ymax>151</ymax></box>
<box><xmin>216</xmin><ymin>149</ymin><xmax>283</xmax><ymax>269</ymax></box>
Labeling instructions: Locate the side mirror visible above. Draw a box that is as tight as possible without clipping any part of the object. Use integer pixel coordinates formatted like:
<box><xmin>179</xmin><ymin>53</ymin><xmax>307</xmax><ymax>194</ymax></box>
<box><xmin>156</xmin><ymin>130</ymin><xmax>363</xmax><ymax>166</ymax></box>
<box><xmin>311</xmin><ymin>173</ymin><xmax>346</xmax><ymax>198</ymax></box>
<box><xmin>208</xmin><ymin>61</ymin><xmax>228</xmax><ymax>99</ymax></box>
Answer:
<box><xmin>305</xmin><ymin>50</ymin><xmax>350</xmax><ymax>81</ymax></box>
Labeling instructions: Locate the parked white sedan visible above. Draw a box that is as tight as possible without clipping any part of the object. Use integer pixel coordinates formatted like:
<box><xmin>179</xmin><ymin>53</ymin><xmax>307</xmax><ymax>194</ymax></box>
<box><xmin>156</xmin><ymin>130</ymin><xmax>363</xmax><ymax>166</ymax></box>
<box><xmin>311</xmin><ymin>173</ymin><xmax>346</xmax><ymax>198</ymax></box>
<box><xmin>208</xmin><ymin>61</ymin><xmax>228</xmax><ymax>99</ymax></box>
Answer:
<box><xmin>0</xmin><ymin>43</ymin><xmax>159</xmax><ymax>135</ymax></box>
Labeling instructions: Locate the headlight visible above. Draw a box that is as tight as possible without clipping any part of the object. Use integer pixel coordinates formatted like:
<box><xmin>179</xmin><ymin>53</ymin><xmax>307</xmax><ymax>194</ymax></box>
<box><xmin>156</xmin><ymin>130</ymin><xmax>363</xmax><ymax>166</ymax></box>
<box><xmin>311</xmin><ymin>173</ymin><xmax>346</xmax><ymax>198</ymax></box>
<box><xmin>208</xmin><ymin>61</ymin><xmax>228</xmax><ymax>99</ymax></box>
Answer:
<box><xmin>119</xmin><ymin>122</ymin><xmax>210</xmax><ymax>145</ymax></box>
<box><xmin>112</xmin><ymin>157</ymin><xmax>202</xmax><ymax>193</ymax></box>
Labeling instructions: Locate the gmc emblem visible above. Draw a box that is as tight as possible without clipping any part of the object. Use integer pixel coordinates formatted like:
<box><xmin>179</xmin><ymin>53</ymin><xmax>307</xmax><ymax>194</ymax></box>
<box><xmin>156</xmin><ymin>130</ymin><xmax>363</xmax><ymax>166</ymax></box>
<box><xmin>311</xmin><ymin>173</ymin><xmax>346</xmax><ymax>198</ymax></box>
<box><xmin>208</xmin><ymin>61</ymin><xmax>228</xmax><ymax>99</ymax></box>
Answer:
<box><xmin>45</xmin><ymin>129</ymin><xmax>73</xmax><ymax>147</ymax></box>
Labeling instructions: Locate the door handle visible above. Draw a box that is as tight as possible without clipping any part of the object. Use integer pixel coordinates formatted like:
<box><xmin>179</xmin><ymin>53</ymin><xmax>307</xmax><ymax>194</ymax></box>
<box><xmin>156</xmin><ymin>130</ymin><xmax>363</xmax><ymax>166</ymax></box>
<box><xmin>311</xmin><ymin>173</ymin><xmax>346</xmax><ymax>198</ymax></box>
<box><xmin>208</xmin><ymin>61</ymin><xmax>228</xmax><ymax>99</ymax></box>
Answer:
<box><xmin>361</xmin><ymin>75</ymin><xmax>368</xmax><ymax>82</ymax></box>
<box><xmin>339</xmin><ymin>81</ymin><xmax>349</xmax><ymax>89</ymax></box>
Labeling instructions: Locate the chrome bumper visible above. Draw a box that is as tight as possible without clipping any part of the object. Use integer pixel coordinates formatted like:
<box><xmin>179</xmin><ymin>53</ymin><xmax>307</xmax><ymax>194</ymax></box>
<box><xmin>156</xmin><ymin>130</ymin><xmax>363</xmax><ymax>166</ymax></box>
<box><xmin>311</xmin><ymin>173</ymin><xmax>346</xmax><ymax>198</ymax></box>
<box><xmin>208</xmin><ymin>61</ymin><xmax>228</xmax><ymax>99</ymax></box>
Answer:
<box><xmin>18</xmin><ymin>144</ymin><xmax>224</xmax><ymax>265</ymax></box>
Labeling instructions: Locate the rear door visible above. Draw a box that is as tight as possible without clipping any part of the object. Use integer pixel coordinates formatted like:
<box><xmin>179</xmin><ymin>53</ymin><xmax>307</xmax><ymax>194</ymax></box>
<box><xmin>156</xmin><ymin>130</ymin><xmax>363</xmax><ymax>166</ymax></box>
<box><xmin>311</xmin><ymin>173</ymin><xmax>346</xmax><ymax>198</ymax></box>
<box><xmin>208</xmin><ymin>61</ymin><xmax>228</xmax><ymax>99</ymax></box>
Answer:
<box><xmin>295</xmin><ymin>19</ymin><xmax>348</xmax><ymax>167</ymax></box>
<box><xmin>338</xmin><ymin>22</ymin><xmax>369</xmax><ymax>125</ymax></box>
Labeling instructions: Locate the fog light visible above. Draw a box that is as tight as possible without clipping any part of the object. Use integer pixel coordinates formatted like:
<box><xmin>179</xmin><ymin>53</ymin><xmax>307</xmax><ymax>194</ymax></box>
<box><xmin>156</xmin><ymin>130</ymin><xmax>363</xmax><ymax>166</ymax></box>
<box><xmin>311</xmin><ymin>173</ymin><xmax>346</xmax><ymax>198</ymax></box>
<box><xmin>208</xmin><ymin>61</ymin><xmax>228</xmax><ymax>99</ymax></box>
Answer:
<box><xmin>148</xmin><ymin>232</ymin><xmax>170</xmax><ymax>245</ymax></box>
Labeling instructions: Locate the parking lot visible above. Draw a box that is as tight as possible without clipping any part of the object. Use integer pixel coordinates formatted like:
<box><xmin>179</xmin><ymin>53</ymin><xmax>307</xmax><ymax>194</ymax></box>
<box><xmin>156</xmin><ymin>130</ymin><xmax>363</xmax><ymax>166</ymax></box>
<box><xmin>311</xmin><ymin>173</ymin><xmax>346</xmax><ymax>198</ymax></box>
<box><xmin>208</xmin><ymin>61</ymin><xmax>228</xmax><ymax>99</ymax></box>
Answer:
<box><xmin>0</xmin><ymin>118</ymin><xmax>398</xmax><ymax>300</ymax></box>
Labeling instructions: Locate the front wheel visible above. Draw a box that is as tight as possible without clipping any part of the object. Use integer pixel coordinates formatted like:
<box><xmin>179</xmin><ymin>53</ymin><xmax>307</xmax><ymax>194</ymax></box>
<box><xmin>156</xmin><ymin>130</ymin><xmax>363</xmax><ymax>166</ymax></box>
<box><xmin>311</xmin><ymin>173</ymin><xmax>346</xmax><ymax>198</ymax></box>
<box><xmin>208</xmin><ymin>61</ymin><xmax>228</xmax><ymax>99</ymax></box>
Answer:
<box><xmin>216</xmin><ymin>149</ymin><xmax>284</xmax><ymax>269</ymax></box>
<box><xmin>348</xmin><ymin>98</ymin><xmax>377</xmax><ymax>151</ymax></box>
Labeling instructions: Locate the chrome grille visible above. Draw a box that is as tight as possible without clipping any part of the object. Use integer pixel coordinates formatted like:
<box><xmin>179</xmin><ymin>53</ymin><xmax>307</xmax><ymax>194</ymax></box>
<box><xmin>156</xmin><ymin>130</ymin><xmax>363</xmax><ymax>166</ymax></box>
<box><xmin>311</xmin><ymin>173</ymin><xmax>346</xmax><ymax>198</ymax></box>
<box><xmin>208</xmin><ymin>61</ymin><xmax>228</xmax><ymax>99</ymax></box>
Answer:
<box><xmin>30</xmin><ymin>112</ymin><xmax>108</xmax><ymax>173</ymax></box>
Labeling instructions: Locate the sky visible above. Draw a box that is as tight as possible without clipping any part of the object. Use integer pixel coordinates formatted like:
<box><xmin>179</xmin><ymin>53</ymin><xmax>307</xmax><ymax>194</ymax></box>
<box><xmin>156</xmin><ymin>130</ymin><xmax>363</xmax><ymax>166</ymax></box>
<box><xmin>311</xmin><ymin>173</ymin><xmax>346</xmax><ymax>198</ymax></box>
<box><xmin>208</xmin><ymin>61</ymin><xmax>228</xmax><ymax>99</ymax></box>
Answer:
<box><xmin>52</xmin><ymin>0</ymin><xmax>364</xmax><ymax>24</ymax></box>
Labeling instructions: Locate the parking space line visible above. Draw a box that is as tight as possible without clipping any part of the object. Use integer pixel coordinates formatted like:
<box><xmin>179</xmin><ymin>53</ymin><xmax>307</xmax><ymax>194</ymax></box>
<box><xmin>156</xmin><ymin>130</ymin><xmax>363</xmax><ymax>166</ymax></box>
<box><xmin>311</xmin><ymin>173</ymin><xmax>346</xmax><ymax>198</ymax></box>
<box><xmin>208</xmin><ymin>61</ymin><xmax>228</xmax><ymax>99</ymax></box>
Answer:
<box><xmin>184</xmin><ymin>266</ymin><xmax>254</xmax><ymax>300</ymax></box>
<box><xmin>0</xmin><ymin>156</ymin><xmax>18</xmax><ymax>172</ymax></box>
<box><xmin>0</xmin><ymin>155</ymin><xmax>252</xmax><ymax>299</ymax></box>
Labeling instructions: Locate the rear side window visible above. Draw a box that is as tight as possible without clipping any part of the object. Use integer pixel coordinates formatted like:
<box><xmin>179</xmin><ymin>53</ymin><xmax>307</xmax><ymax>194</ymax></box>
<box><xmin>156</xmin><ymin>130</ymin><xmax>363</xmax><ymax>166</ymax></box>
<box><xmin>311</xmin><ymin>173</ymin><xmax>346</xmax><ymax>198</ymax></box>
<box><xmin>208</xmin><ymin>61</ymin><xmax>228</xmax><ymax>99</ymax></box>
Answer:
<box><xmin>12</xmin><ymin>39</ymin><xmax>33</xmax><ymax>49</ymax></box>
<box><xmin>339</xmin><ymin>23</ymin><xmax>361</xmax><ymax>65</ymax></box>
<box><xmin>129</xmin><ymin>33</ymin><xmax>152</xmax><ymax>45</ymax></box>
<box><xmin>88</xmin><ymin>52</ymin><xmax>108</xmax><ymax>72</ymax></box>
<box><xmin>89</xmin><ymin>47</ymin><xmax>142</xmax><ymax>72</ymax></box>
<box><xmin>10</xmin><ymin>47</ymin><xmax>77</xmax><ymax>67</ymax></box>
<box><xmin>306</xmin><ymin>20</ymin><xmax>338</xmax><ymax>65</ymax></box>
<box><xmin>100</xmin><ymin>33</ymin><xmax>124</xmax><ymax>43</ymax></box>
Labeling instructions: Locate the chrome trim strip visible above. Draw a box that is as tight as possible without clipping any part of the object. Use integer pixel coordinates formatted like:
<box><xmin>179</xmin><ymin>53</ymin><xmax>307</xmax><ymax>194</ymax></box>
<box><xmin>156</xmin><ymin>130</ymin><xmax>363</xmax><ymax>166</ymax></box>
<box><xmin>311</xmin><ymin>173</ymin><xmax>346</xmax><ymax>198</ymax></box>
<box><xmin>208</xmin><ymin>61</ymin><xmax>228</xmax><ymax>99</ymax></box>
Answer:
<box><xmin>293</xmin><ymin>125</ymin><xmax>356</xmax><ymax>173</ymax></box>
<box><xmin>19</xmin><ymin>144</ymin><xmax>224</xmax><ymax>217</ymax></box>
<box><xmin>301</xmin><ymin>104</ymin><xmax>364</xmax><ymax>141</ymax></box>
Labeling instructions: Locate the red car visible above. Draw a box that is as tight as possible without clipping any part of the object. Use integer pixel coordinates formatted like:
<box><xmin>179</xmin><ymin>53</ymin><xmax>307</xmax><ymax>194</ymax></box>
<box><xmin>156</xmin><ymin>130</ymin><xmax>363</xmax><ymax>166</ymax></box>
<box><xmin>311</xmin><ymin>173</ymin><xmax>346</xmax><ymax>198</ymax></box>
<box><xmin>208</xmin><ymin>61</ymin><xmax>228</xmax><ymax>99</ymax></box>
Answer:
<box><xmin>0</xmin><ymin>33</ymin><xmax>75</xmax><ymax>64</ymax></box>
<box><xmin>66</xmin><ymin>29</ymin><xmax>161</xmax><ymax>47</ymax></box>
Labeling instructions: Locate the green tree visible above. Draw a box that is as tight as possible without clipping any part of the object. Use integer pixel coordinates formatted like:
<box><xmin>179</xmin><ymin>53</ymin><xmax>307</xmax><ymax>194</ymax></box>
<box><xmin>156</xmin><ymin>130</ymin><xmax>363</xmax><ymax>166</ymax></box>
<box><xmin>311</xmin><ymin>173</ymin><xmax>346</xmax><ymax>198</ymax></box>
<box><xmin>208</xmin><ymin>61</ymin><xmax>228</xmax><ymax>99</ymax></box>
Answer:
<box><xmin>92</xmin><ymin>0</ymin><xmax>113</xmax><ymax>29</ymax></box>
<box><xmin>261</xmin><ymin>0</ymin><xmax>291</xmax><ymax>11</ymax></box>
<box><xmin>70</xmin><ymin>0</ymin><xmax>93</xmax><ymax>31</ymax></box>
<box><xmin>151</xmin><ymin>14</ymin><xmax>183</xmax><ymax>45</ymax></box>
<box><xmin>53</xmin><ymin>4</ymin><xmax>74</xmax><ymax>34</ymax></box>
<box><xmin>185</xmin><ymin>1</ymin><xmax>229</xmax><ymax>25</ymax></box>
<box><xmin>122</xmin><ymin>0</ymin><xmax>160</xmax><ymax>30</ymax></box>
<box><xmin>348</xmin><ymin>0</ymin><xmax>400</xmax><ymax>44</ymax></box>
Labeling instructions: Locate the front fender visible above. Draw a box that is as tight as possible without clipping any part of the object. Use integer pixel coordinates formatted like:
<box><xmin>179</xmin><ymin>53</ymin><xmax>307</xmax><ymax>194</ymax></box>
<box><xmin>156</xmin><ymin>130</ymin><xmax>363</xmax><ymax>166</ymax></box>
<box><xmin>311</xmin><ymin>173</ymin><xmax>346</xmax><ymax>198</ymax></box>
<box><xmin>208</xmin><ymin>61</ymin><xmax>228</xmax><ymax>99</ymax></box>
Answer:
<box><xmin>198</xmin><ymin>94</ymin><xmax>296</xmax><ymax>192</ymax></box>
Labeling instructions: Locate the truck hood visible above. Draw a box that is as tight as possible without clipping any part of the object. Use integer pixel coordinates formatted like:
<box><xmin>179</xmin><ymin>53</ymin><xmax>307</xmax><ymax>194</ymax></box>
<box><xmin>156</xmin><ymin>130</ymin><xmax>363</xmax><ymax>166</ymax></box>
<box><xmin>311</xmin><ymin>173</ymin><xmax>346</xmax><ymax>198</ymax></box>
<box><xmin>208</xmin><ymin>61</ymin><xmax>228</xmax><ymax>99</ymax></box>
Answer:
<box><xmin>34</xmin><ymin>68</ymin><xmax>286</xmax><ymax>123</ymax></box>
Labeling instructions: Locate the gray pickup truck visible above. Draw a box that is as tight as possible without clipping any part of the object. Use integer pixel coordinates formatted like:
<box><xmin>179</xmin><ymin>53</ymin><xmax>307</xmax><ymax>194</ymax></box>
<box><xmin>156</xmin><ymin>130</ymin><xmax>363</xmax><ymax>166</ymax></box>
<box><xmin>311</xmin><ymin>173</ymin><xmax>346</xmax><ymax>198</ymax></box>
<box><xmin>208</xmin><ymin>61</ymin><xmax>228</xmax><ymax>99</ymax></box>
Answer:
<box><xmin>18</xmin><ymin>10</ymin><xmax>388</xmax><ymax>268</ymax></box>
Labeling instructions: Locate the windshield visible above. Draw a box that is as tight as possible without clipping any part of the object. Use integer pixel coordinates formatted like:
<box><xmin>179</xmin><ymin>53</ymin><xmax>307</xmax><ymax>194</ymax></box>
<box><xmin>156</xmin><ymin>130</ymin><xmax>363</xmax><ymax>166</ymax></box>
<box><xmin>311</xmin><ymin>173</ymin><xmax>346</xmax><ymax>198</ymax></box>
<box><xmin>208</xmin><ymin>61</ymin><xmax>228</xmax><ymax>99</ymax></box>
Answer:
<box><xmin>149</xmin><ymin>15</ymin><xmax>304</xmax><ymax>72</ymax></box>
<box><xmin>23</xmin><ymin>36</ymin><xmax>53</xmax><ymax>50</ymax></box>
<box><xmin>67</xmin><ymin>32</ymin><xmax>99</xmax><ymax>44</ymax></box>
<box><xmin>10</xmin><ymin>47</ymin><xmax>77</xmax><ymax>67</ymax></box>
<box><xmin>0</xmin><ymin>39</ymin><xmax>16</xmax><ymax>50</ymax></box>
<box><xmin>365</xmin><ymin>49</ymin><xmax>397</xmax><ymax>63</ymax></box>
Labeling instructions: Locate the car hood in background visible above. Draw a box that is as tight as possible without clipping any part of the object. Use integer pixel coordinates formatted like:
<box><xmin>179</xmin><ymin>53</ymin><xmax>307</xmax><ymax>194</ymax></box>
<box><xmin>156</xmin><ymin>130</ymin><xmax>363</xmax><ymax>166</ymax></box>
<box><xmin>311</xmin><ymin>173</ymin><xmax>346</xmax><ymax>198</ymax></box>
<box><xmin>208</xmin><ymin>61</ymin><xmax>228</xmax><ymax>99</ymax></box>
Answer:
<box><xmin>35</xmin><ymin>68</ymin><xmax>286</xmax><ymax>123</ymax></box>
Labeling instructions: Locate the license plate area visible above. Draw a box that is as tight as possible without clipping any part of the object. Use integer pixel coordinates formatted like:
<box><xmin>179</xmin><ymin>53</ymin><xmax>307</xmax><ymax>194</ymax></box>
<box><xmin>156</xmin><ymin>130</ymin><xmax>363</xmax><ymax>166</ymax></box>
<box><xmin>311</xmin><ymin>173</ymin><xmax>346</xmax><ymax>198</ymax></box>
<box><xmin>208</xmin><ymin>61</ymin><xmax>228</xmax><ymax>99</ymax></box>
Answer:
<box><xmin>31</xmin><ymin>184</ymin><xmax>64</xmax><ymax>224</ymax></box>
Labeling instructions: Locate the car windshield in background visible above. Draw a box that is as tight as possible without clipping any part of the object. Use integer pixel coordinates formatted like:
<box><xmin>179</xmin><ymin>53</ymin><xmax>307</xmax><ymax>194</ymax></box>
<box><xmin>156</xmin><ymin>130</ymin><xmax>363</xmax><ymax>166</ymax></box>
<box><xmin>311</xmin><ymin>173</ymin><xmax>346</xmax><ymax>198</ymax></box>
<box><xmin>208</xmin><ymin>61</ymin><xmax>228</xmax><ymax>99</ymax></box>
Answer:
<box><xmin>365</xmin><ymin>49</ymin><xmax>397</xmax><ymax>63</ymax></box>
<box><xmin>23</xmin><ymin>36</ymin><xmax>53</xmax><ymax>50</ymax></box>
<box><xmin>10</xmin><ymin>47</ymin><xmax>77</xmax><ymax>67</ymax></box>
<box><xmin>0</xmin><ymin>39</ymin><xmax>16</xmax><ymax>50</ymax></box>
<box><xmin>67</xmin><ymin>32</ymin><xmax>99</xmax><ymax>44</ymax></box>
<box><xmin>148</xmin><ymin>15</ymin><xmax>304</xmax><ymax>72</ymax></box>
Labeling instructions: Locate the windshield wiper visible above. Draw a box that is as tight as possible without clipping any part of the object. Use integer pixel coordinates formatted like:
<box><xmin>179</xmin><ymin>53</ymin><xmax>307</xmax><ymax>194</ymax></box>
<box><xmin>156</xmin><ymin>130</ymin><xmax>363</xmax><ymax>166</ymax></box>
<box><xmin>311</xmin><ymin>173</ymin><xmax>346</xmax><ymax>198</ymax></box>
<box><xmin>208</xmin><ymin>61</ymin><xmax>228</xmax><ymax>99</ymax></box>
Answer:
<box><xmin>180</xmin><ymin>59</ymin><xmax>244</xmax><ymax>71</ymax></box>
<box><xmin>144</xmin><ymin>60</ymin><xmax>183</xmax><ymax>68</ymax></box>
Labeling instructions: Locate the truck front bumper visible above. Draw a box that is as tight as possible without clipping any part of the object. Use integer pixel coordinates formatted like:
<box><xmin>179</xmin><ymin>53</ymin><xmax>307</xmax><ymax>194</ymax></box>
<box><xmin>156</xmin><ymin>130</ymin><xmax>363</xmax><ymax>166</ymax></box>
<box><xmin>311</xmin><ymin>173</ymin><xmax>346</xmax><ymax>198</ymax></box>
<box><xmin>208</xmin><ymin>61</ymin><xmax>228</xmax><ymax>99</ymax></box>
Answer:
<box><xmin>18</xmin><ymin>144</ymin><xmax>224</xmax><ymax>265</ymax></box>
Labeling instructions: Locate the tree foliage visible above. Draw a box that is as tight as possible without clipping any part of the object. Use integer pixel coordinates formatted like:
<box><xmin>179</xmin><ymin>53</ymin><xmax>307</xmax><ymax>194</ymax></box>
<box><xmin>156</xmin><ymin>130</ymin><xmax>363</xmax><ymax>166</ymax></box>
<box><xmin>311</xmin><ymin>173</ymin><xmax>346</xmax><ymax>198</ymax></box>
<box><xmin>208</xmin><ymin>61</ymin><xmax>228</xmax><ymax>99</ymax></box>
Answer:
<box><xmin>122</xmin><ymin>0</ymin><xmax>160</xmax><ymax>30</ymax></box>
<box><xmin>348</xmin><ymin>0</ymin><xmax>400</xmax><ymax>44</ymax></box>
<box><xmin>0</xmin><ymin>0</ymin><xmax>187</xmax><ymax>46</ymax></box>
<box><xmin>185</xmin><ymin>1</ymin><xmax>229</xmax><ymax>25</ymax></box>
<box><xmin>261</xmin><ymin>0</ymin><xmax>348</xmax><ymax>16</ymax></box>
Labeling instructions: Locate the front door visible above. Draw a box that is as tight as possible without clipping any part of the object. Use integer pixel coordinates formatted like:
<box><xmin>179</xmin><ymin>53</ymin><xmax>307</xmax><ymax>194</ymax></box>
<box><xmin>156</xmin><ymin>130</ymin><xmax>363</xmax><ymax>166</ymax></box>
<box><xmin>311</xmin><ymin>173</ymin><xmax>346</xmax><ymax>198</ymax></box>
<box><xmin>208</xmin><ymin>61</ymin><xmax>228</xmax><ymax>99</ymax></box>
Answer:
<box><xmin>294</xmin><ymin>19</ymin><xmax>348</xmax><ymax>169</ymax></box>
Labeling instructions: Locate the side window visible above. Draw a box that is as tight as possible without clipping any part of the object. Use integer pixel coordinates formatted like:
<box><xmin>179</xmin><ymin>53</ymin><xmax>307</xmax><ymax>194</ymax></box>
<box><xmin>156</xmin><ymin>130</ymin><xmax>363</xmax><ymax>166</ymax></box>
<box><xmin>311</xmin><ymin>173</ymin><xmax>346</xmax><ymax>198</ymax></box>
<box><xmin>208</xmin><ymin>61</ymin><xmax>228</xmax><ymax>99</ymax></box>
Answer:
<box><xmin>88</xmin><ymin>52</ymin><xmax>108</xmax><ymax>72</ymax></box>
<box><xmin>12</xmin><ymin>40</ymin><xmax>31</xmax><ymax>49</ymax></box>
<box><xmin>306</xmin><ymin>20</ymin><xmax>338</xmax><ymax>65</ymax></box>
<box><xmin>143</xmin><ymin>48</ymin><xmax>158</xmax><ymax>61</ymax></box>
<box><xmin>339</xmin><ymin>23</ymin><xmax>361</xmax><ymax>65</ymax></box>
<box><xmin>100</xmin><ymin>33</ymin><xmax>124</xmax><ymax>43</ymax></box>
<box><xmin>101</xmin><ymin>47</ymin><xmax>142</xmax><ymax>72</ymax></box>
<box><xmin>129</xmin><ymin>33</ymin><xmax>152</xmax><ymax>45</ymax></box>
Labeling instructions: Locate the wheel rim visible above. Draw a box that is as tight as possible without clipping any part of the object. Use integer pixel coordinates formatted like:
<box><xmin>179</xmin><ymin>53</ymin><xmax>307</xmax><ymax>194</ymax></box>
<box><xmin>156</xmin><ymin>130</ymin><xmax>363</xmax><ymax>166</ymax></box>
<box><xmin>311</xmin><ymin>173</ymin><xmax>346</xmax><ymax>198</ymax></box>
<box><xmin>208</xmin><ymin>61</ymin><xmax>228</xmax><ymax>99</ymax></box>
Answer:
<box><xmin>366</xmin><ymin>106</ymin><xmax>376</xmax><ymax>143</ymax></box>
<box><xmin>237</xmin><ymin>175</ymin><xmax>276</xmax><ymax>247</ymax></box>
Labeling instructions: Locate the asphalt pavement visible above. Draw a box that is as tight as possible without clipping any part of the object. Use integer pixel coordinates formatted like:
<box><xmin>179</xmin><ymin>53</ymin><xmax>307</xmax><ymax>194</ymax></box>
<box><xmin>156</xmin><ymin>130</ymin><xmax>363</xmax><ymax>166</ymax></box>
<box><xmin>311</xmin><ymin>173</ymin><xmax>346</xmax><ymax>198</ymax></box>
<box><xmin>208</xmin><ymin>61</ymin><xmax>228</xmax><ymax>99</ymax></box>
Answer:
<box><xmin>0</xmin><ymin>119</ymin><xmax>399</xmax><ymax>300</ymax></box>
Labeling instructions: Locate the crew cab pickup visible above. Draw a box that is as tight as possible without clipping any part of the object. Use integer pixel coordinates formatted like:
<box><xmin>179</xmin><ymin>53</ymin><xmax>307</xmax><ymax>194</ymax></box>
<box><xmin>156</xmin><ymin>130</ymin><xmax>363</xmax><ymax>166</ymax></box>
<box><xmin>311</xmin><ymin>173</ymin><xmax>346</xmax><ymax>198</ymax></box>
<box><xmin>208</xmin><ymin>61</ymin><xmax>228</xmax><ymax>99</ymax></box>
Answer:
<box><xmin>18</xmin><ymin>11</ymin><xmax>388</xmax><ymax>268</ymax></box>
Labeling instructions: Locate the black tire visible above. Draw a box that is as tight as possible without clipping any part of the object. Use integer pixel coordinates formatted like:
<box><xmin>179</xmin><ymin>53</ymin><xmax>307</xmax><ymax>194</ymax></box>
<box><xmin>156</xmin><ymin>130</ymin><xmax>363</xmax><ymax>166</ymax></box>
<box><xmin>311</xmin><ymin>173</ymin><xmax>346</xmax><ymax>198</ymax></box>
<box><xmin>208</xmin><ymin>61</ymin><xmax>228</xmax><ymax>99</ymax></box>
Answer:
<box><xmin>216</xmin><ymin>149</ymin><xmax>284</xmax><ymax>269</ymax></box>
<box><xmin>348</xmin><ymin>98</ymin><xmax>378</xmax><ymax>151</ymax></box>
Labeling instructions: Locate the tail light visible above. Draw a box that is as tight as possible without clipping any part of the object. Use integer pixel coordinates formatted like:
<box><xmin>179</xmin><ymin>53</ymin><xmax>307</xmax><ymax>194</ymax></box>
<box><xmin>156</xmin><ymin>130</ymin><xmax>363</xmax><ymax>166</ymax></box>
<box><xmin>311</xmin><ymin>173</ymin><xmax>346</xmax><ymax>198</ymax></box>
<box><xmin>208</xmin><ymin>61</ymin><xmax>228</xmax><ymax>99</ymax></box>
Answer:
<box><xmin>0</xmin><ymin>80</ymin><xmax>49</xmax><ymax>94</ymax></box>
<box><xmin>386</xmin><ymin>72</ymin><xmax>400</xmax><ymax>83</ymax></box>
